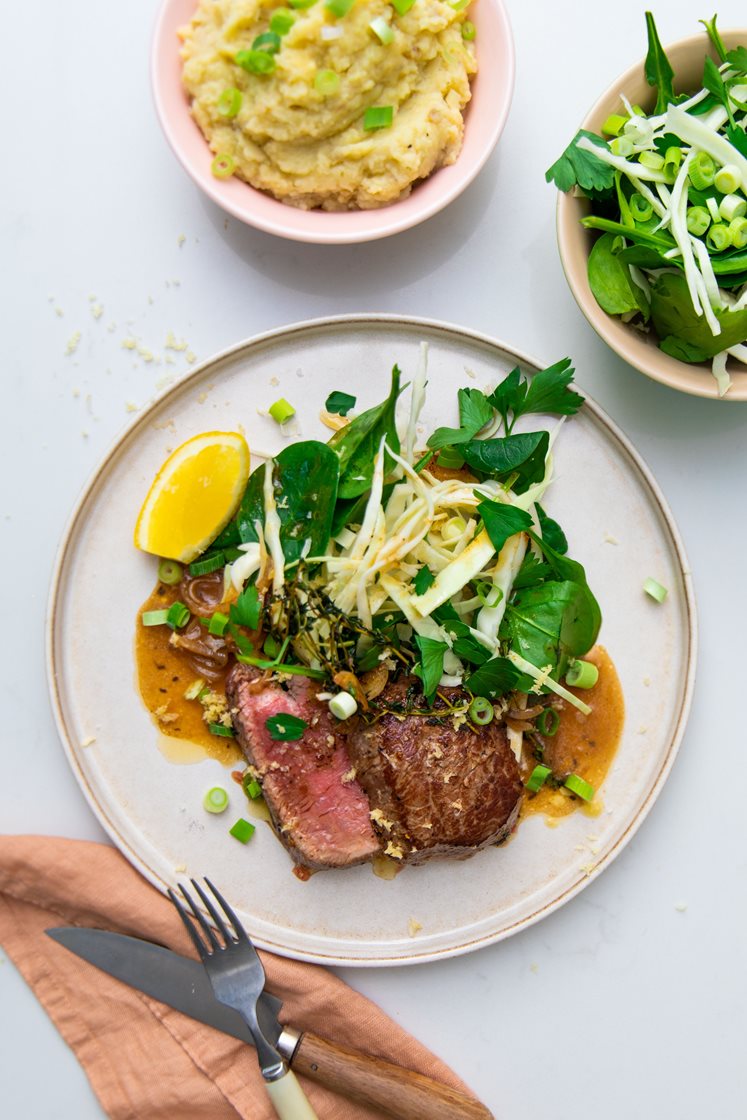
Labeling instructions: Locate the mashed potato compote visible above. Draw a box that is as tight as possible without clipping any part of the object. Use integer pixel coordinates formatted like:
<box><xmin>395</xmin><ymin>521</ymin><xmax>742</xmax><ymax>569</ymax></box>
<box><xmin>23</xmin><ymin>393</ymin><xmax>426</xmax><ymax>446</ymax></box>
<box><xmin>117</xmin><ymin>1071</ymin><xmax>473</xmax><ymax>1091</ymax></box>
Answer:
<box><xmin>180</xmin><ymin>0</ymin><xmax>477</xmax><ymax>210</ymax></box>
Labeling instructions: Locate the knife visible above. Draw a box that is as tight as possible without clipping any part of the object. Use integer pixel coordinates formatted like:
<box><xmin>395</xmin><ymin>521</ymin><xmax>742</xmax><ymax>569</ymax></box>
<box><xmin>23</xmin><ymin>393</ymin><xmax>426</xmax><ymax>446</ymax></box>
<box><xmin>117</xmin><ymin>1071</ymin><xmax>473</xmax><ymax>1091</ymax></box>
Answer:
<box><xmin>46</xmin><ymin>928</ymin><xmax>493</xmax><ymax>1120</ymax></box>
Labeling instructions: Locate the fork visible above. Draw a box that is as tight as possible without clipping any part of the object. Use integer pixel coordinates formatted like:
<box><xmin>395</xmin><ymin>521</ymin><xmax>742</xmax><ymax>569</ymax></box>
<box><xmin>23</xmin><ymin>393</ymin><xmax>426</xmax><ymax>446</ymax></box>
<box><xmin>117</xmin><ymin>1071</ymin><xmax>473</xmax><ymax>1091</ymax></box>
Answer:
<box><xmin>169</xmin><ymin>878</ymin><xmax>319</xmax><ymax>1120</ymax></box>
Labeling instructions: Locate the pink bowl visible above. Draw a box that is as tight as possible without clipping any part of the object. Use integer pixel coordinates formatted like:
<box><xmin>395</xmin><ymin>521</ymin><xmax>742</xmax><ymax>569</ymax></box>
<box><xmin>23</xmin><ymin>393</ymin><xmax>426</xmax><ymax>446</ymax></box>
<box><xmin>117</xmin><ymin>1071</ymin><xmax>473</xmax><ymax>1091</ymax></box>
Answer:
<box><xmin>151</xmin><ymin>0</ymin><xmax>514</xmax><ymax>244</ymax></box>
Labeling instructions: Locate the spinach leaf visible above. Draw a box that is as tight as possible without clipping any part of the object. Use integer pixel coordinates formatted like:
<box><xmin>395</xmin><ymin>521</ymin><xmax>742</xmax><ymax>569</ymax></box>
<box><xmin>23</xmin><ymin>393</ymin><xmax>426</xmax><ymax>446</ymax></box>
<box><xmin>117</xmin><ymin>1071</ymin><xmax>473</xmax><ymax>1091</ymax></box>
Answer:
<box><xmin>588</xmin><ymin>232</ymin><xmax>651</xmax><ymax>318</ymax></box>
<box><xmin>644</xmin><ymin>11</ymin><xmax>675</xmax><ymax>114</ymax></box>
<box><xmin>451</xmin><ymin>636</ymin><xmax>492</xmax><ymax>666</ymax></box>
<box><xmin>582</xmin><ymin>215</ymin><xmax>677</xmax><ymax>255</ymax></box>
<box><xmin>503</xmin><ymin>580</ymin><xmax>591</xmax><ymax>675</ymax></box>
<box><xmin>331</xmin><ymin>483</ymin><xmax>394</xmax><ymax>538</ymax></box>
<box><xmin>477</xmin><ymin>499</ymin><xmax>533</xmax><ymax>553</ymax></box>
<box><xmin>235</xmin><ymin>440</ymin><xmax>339</xmax><ymax>563</ymax></box>
<box><xmin>328</xmin><ymin>365</ymin><xmax>403</xmax><ymax>499</ymax></box>
<box><xmin>427</xmin><ymin>388</ymin><xmax>493</xmax><ymax>450</ymax></box>
<box><xmin>325</xmin><ymin>390</ymin><xmax>356</xmax><ymax>416</ymax></box>
<box><xmin>413</xmin><ymin>636</ymin><xmax>447</xmax><ymax>703</ymax></box>
<box><xmin>265</xmin><ymin>714</ymin><xmax>307</xmax><ymax>742</ymax></box>
<box><xmin>659</xmin><ymin>336</ymin><xmax>711</xmax><ymax>363</ymax></box>
<box><xmin>464</xmin><ymin>657</ymin><xmax>534</xmax><ymax>700</ymax></box>
<box><xmin>413</xmin><ymin>566</ymin><xmax>435</xmax><ymax>595</ymax></box>
<box><xmin>535</xmin><ymin>503</ymin><xmax>568</xmax><ymax>555</ymax></box>
<box><xmin>527</xmin><ymin>531</ymin><xmax>602</xmax><ymax>656</ymax></box>
<box><xmin>650</xmin><ymin>272</ymin><xmax>747</xmax><ymax>359</ymax></box>
<box><xmin>461</xmin><ymin>432</ymin><xmax>550</xmax><ymax>493</ymax></box>
<box><xmin>545</xmin><ymin>130</ymin><xmax>616</xmax><ymax>197</ymax></box>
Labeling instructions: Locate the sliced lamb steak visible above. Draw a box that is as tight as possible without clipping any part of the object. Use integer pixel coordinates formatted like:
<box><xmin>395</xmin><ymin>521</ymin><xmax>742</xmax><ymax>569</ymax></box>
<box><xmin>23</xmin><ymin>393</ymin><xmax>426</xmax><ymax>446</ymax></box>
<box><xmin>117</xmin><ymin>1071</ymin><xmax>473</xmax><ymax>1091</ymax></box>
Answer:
<box><xmin>226</xmin><ymin>663</ymin><xmax>380</xmax><ymax>871</ymax></box>
<box><xmin>347</xmin><ymin>678</ymin><xmax>523</xmax><ymax>865</ymax></box>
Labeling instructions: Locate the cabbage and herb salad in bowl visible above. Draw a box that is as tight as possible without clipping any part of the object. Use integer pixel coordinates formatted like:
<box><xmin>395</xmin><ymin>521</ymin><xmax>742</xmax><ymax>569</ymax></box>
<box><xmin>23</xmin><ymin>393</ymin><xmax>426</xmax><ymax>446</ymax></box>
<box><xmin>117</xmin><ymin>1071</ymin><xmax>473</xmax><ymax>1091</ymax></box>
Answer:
<box><xmin>133</xmin><ymin>351</ymin><xmax>624</xmax><ymax>876</ymax></box>
<box><xmin>551</xmin><ymin>13</ymin><xmax>747</xmax><ymax>398</ymax></box>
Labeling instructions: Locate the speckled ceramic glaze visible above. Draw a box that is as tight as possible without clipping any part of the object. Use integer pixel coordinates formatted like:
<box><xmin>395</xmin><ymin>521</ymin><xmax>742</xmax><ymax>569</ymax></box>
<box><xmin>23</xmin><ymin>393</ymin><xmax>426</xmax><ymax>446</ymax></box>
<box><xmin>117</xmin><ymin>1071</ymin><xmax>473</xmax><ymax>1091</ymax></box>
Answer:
<box><xmin>151</xmin><ymin>0</ymin><xmax>515</xmax><ymax>243</ymax></box>
<box><xmin>557</xmin><ymin>29</ymin><xmax>747</xmax><ymax>400</ymax></box>
<box><xmin>47</xmin><ymin>317</ymin><xmax>696</xmax><ymax>966</ymax></box>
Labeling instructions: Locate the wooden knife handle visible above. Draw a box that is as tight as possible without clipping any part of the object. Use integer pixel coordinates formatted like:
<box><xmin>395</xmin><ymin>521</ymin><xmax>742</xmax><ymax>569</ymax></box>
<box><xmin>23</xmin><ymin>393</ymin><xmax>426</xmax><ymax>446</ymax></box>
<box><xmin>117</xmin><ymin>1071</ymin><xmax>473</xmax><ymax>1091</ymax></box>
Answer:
<box><xmin>290</xmin><ymin>1031</ymin><xmax>494</xmax><ymax>1120</ymax></box>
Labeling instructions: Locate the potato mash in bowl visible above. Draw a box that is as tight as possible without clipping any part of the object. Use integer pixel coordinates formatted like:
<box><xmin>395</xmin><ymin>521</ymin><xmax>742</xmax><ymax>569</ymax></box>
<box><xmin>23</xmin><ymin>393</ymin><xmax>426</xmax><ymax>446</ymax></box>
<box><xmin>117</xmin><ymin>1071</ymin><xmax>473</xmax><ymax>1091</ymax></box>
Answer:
<box><xmin>179</xmin><ymin>0</ymin><xmax>477</xmax><ymax>210</ymax></box>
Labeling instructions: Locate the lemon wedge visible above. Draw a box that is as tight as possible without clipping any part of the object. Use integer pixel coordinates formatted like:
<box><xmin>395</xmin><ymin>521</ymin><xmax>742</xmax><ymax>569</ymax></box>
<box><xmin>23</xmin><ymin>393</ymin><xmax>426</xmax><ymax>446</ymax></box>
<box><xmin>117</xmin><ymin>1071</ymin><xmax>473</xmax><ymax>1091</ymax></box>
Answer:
<box><xmin>134</xmin><ymin>431</ymin><xmax>250</xmax><ymax>563</ymax></box>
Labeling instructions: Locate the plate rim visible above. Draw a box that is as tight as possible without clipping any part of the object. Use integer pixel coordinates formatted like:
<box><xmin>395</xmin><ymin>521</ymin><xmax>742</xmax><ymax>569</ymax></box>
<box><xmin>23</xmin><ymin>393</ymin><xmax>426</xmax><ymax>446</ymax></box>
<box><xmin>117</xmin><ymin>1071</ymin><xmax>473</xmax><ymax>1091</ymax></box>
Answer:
<box><xmin>46</xmin><ymin>313</ymin><xmax>698</xmax><ymax>966</ymax></box>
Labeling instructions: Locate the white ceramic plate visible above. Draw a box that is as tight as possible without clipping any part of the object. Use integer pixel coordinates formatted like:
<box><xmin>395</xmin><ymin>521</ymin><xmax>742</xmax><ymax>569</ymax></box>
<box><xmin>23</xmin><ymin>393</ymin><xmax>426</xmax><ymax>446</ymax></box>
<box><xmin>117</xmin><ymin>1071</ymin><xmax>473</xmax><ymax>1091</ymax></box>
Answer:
<box><xmin>47</xmin><ymin>316</ymin><xmax>696</xmax><ymax>967</ymax></box>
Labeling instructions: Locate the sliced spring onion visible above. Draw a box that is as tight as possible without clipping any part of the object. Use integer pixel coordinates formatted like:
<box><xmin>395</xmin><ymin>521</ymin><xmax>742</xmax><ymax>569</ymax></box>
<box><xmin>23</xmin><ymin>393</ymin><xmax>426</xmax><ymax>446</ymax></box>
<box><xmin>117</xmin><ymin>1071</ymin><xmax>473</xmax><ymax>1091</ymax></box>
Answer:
<box><xmin>184</xmin><ymin>678</ymin><xmax>206</xmax><ymax>701</ymax></box>
<box><xmin>564</xmin><ymin>773</ymin><xmax>595</xmax><ymax>802</ymax></box>
<box><xmin>189</xmin><ymin>552</ymin><xmax>225</xmax><ymax>576</ymax></box>
<box><xmin>270</xmin><ymin>8</ymin><xmax>296</xmax><ymax>34</ymax></box>
<box><xmin>142</xmin><ymin>609</ymin><xmax>170</xmax><ymax>627</ymax></box>
<box><xmin>209</xmin><ymin>722</ymin><xmax>236</xmax><ymax>738</ymax></box>
<box><xmin>288</xmin><ymin>0</ymin><xmax>316</xmax><ymax>7</ymax></box>
<box><xmin>686</xmin><ymin>205</ymin><xmax>711</xmax><ymax>237</ymax></box>
<box><xmin>610</xmin><ymin>136</ymin><xmax>634</xmax><ymax>158</ymax></box>
<box><xmin>391</xmin><ymin>0</ymin><xmax>416</xmax><ymax>13</ymax></box>
<box><xmin>729</xmin><ymin>217</ymin><xmax>747</xmax><ymax>249</ymax></box>
<box><xmin>166</xmin><ymin>601</ymin><xmax>190</xmax><ymax>629</ymax></box>
<box><xmin>211</xmin><ymin>154</ymin><xmax>235</xmax><ymax>179</ymax></box>
<box><xmin>714</xmin><ymin>164</ymin><xmax>741</xmax><ymax>194</ymax></box>
<box><xmin>368</xmin><ymin>15</ymin><xmax>394</xmax><ymax>42</ymax></box>
<box><xmin>643</xmin><ymin>577</ymin><xmax>668</xmax><ymax>603</ymax></box>
<box><xmin>252</xmin><ymin>31</ymin><xmax>282</xmax><ymax>52</ymax></box>
<box><xmin>601</xmin><ymin>113</ymin><xmax>627</xmax><ymax>137</ymax></box>
<box><xmin>217</xmin><ymin>87</ymin><xmax>242</xmax><ymax>118</ymax></box>
<box><xmin>329</xmin><ymin>692</ymin><xmax>358</xmax><ymax>720</ymax></box>
<box><xmin>525</xmin><ymin>764</ymin><xmax>552</xmax><ymax>793</ymax></box>
<box><xmin>536</xmin><ymin>707</ymin><xmax>560</xmax><ymax>736</ymax></box>
<box><xmin>314</xmin><ymin>68</ymin><xmax>340</xmax><ymax>96</ymax></box>
<box><xmin>437</xmin><ymin>446</ymin><xmax>465</xmax><ymax>469</ymax></box>
<box><xmin>229</xmin><ymin>818</ymin><xmax>256</xmax><ymax>843</ymax></box>
<box><xmin>208</xmin><ymin>611</ymin><xmax>230</xmax><ymax>637</ymax></box>
<box><xmin>719</xmin><ymin>193</ymin><xmax>747</xmax><ymax>223</ymax></box>
<box><xmin>203</xmin><ymin>786</ymin><xmax>229</xmax><ymax>814</ymax></box>
<box><xmin>158</xmin><ymin>559</ymin><xmax>183</xmax><ymax>585</ymax></box>
<box><xmin>475</xmin><ymin>581</ymin><xmax>503</xmax><ymax>609</ymax></box>
<box><xmin>450</xmin><ymin>0</ymin><xmax>470</xmax><ymax>10</ymax></box>
<box><xmin>565</xmin><ymin>659</ymin><xmax>599</xmax><ymax>689</ymax></box>
<box><xmin>441</xmin><ymin>515</ymin><xmax>466</xmax><ymax>543</ymax></box>
<box><xmin>706</xmin><ymin>223</ymin><xmax>731</xmax><ymax>252</ymax></box>
<box><xmin>629</xmin><ymin>194</ymin><xmax>653</xmax><ymax>222</ymax></box>
<box><xmin>638</xmin><ymin>150</ymin><xmax>664</xmax><ymax>171</ymax></box>
<box><xmin>688</xmin><ymin>151</ymin><xmax>716</xmax><ymax>191</ymax></box>
<box><xmin>363</xmin><ymin>105</ymin><xmax>393</xmax><ymax>131</ymax></box>
<box><xmin>468</xmin><ymin>696</ymin><xmax>494</xmax><ymax>725</ymax></box>
<box><xmin>706</xmin><ymin>196</ymin><xmax>721</xmax><ymax>224</ymax></box>
<box><xmin>268</xmin><ymin>397</ymin><xmax>295</xmax><ymax>423</ymax></box>
<box><xmin>461</xmin><ymin>19</ymin><xmax>476</xmax><ymax>40</ymax></box>
<box><xmin>325</xmin><ymin>0</ymin><xmax>355</xmax><ymax>15</ymax></box>
<box><xmin>242</xmin><ymin>774</ymin><xmax>263</xmax><ymax>799</ymax></box>
<box><xmin>235</xmin><ymin>49</ymin><xmax>276</xmax><ymax>74</ymax></box>
<box><xmin>663</xmin><ymin>146</ymin><xmax>683</xmax><ymax>174</ymax></box>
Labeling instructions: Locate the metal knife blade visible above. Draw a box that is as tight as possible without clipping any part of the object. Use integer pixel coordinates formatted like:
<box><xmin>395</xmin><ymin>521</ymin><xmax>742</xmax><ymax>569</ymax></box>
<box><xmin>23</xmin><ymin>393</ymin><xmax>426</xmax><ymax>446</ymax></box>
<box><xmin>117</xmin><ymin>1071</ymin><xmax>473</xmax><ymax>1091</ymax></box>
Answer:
<box><xmin>45</xmin><ymin>927</ymin><xmax>285</xmax><ymax>1048</ymax></box>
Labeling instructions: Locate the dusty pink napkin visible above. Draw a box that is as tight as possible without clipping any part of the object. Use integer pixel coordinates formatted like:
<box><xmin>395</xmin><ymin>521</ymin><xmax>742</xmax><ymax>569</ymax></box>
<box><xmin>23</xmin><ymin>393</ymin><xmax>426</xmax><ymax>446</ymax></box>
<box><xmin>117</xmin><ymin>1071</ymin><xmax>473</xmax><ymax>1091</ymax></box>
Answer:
<box><xmin>0</xmin><ymin>836</ymin><xmax>478</xmax><ymax>1119</ymax></box>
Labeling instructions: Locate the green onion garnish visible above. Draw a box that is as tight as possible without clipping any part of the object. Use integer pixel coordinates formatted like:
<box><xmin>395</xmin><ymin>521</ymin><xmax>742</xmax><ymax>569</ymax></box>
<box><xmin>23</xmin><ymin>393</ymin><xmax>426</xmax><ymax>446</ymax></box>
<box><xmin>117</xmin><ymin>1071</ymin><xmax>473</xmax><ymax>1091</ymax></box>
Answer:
<box><xmin>211</xmin><ymin>154</ymin><xmax>236</xmax><ymax>179</ymax></box>
<box><xmin>166</xmin><ymin>601</ymin><xmax>190</xmax><ymax>629</ymax></box>
<box><xmin>203</xmin><ymin>786</ymin><xmax>229</xmax><ymax>814</ymax></box>
<box><xmin>468</xmin><ymin>696</ymin><xmax>494</xmax><ymax>726</ymax></box>
<box><xmin>536</xmin><ymin>707</ymin><xmax>560</xmax><ymax>736</ymax></box>
<box><xmin>525</xmin><ymin>764</ymin><xmax>552</xmax><ymax>793</ymax></box>
<box><xmin>368</xmin><ymin>15</ymin><xmax>394</xmax><ymax>43</ymax></box>
<box><xmin>437</xmin><ymin>446</ymin><xmax>465</xmax><ymax>470</ymax></box>
<box><xmin>565</xmin><ymin>659</ymin><xmax>599</xmax><ymax>690</ymax></box>
<box><xmin>189</xmin><ymin>552</ymin><xmax>225</xmax><ymax>576</ymax></box>
<box><xmin>663</xmin><ymin>145</ymin><xmax>682</xmax><ymax>173</ymax></box>
<box><xmin>252</xmin><ymin>31</ymin><xmax>282</xmax><ymax>53</ymax></box>
<box><xmin>217</xmin><ymin>88</ymin><xmax>242</xmax><ymax>118</ymax></box>
<box><xmin>391</xmin><ymin>0</ymin><xmax>415</xmax><ymax>12</ymax></box>
<box><xmin>643</xmin><ymin>577</ymin><xmax>668</xmax><ymax>603</ymax></box>
<box><xmin>729</xmin><ymin>217</ymin><xmax>747</xmax><ymax>249</ymax></box>
<box><xmin>270</xmin><ymin>8</ymin><xmax>296</xmax><ymax>34</ymax></box>
<box><xmin>314</xmin><ymin>69</ymin><xmax>340</xmax><ymax>96</ymax></box>
<box><xmin>157</xmin><ymin>559</ymin><xmax>183</xmax><ymax>586</ymax></box>
<box><xmin>363</xmin><ymin>105</ymin><xmax>393</xmax><ymax>131</ymax></box>
<box><xmin>325</xmin><ymin>0</ymin><xmax>355</xmax><ymax>15</ymax></box>
<box><xmin>638</xmin><ymin>150</ymin><xmax>664</xmax><ymax>171</ymax></box>
<box><xmin>236</xmin><ymin>48</ymin><xmax>277</xmax><ymax>75</ymax></box>
<box><xmin>268</xmin><ymin>397</ymin><xmax>295</xmax><ymax>424</ymax></box>
<box><xmin>686</xmin><ymin>205</ymin><xmax>710</xmax><ymax>237</ymax></box>
<box><xmin>242</xmin><ymin>773</ymin><xmax>263</xmax><ymax>799</ymax></box>
<box><xmin>706</xmin><ymin>223</ymin><xmax>731</xmax><ymax>253</ymax></box>
<box><xmin>229</xmin><ymin>818</ymin><xmax>256</xmax><ymax>843</ymax></box>
<box><xmin>450</xmin><ymin>0</ymin><xmax>470</xmax><ymax>10</ymax></box>
<box><xmin>475</xmin><ymin>581</ymin><xmax>503</xmax><ymax>609</ymax></box>
<box><xmin>564</xmin><ymin>773</ymin><xmax>595</xmax><ymax>802</ymax></box>
<box><xmin>329</xmin><ymin>692</ymin><xmax>358</xmax><ymax>720</ymax></box>
<box><xmin>714</xmin><ymin>163</ymin><xmax>741</xmax><ymax>194</ymax></box>
<box><xmin>209</xmin><ymin>722</ymin><xmax>235</xmax><ymax>738</ymax></box>
<box><xmin>183</xmin><ymin>678</ymin><xmax>206</xmax><ymax>701</ymax></box>
<box><xmin>461</xmin><ymin>19</ymin><xmax>476</xmax><ymax>40</ymax></box>
<box><xmin>601</xmin><ymin>113</ymin><xmax>627</xmax><ymax>137</ymax></box>
<box><xmin>288</xmin><ymin>0</ymin><xmax>316</xmax><ymax>7</ymax></box>
<box><xmin>629</xmin><ymin>194</ymin><xmax>653</xmax><ymax>222</ymax></box>
<box><xmin>688</xmin><ymin>151</ymin><xmax>715</xmax><ymax>191</ymax></box>
<box><xmin>610</xmin><ymin>136</ymin><xmax>634</xmax><ymax>158</ymax></box>
<box><xmin>719</xmin><ymin>194</ymin><xmax>746</xmax><ymax>223</ymax></box>
<box><xmin>142</xmin><ymin>609</ymin><xmax>170</xmax><ymax>627</ymax></box>
<box><xmin>208</xmin><ymin>611</ymin><xmax>230</xmax><ymax>637</ymax></box>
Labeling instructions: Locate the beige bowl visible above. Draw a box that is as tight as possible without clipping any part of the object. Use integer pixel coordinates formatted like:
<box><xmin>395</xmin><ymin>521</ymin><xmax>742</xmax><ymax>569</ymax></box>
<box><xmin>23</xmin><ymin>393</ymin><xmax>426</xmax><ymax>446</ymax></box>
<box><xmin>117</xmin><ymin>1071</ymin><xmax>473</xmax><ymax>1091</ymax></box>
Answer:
<box><xmin>557</xmin><ymin>28</ymin><xmax>747</xmax><ymax>401</ymax></box>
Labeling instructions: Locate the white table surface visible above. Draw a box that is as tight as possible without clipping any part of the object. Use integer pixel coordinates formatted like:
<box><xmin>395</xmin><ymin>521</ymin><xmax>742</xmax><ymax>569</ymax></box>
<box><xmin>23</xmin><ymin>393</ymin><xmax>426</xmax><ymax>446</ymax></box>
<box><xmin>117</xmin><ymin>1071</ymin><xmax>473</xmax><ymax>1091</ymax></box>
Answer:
<box><xmin>2</xmin><ymin>0</ymin><xmax>746</xmax><ymax>1116</ymax></box>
